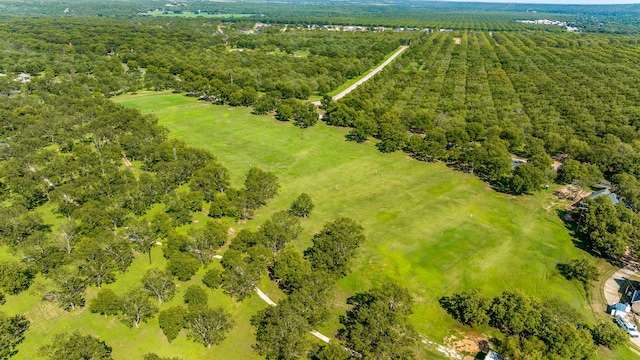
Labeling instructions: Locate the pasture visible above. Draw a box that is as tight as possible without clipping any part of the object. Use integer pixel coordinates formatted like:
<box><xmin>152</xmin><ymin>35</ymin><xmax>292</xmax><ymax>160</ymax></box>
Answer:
<box><xmin>114</xmin><ymin>92</ymin><xmax>627</xmax><ymax>357</ymax></box>
<box><xmin>3</xmin><ymin>245</ymin><xmax>269</xmax><ymax>360</ymax></box>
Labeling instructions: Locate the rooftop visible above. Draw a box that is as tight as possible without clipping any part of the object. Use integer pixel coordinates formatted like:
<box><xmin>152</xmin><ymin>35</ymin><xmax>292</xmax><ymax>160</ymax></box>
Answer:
<box><xmin>588</xmin><ymin>188</ymin><xmax>620</xmax><ymax>206</ymax></box>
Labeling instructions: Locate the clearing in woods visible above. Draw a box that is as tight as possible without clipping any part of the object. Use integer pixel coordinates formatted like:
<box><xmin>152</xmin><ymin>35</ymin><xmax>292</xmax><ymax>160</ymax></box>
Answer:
<box><xmin>114</xmin><ymin>92</ymin><xmax>637</xmax><ymax>358</ymax></box>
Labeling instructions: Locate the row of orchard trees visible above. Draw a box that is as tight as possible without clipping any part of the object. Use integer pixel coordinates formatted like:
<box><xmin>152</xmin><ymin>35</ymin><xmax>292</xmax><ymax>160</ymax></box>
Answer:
<box><xmin>318</xmin><ymin>29</ymin><xmax>640</xmax><ymax>262</ymax></box>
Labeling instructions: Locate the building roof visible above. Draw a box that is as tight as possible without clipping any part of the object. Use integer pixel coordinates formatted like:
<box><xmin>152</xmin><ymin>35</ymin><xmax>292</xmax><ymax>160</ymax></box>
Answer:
<box><xmin>587</xmin><ymin>188</ymin><xmax>620</xmax><ymax>206</ymax></box>
<box><xmin>612</xmin><ymin>302</ymin><xmax>630</xmax><ymax>312</ymax></box>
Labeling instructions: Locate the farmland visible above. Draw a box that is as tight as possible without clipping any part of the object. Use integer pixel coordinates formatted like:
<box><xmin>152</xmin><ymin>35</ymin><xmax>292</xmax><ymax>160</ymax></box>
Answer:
<box><xmin>1</xmin><ymin>1</ymin><xmax>640</xmax><ymax>359</ymax></box>
<box><xmin>115</xmin><ymin>92</ymin><xmax>631</xmax><ymax>358</ymax></box>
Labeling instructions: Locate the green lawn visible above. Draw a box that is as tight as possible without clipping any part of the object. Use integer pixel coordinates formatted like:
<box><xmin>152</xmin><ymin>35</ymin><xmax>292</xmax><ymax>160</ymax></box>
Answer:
<box><xmin>114</xmin><ymin>92</ymin><xmax>609</xmax><ymax>357</ymax></box>
<box><xmin>3</xmin><ymin>244</ymin><xmax>267</xmax><ymax>360</ymax></box>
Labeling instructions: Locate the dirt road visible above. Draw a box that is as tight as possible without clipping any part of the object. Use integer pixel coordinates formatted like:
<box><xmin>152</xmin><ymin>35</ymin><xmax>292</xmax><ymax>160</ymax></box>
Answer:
<box><xmin>312</xmin><ymin>45</ymin><xmax>409</xmax><ymax>106</ymax></box>
<box><xmin>603</xmin><ymin>266</ymin><xmax>636</xmax><ymax>305</ymax></box>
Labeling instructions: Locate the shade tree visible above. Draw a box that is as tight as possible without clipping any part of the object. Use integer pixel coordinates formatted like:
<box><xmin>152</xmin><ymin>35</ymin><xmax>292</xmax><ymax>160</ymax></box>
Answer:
<box><xmin>0</xmin><ymin>312</ymin><xmax>29</xmax><ymax>360</ymax></box>
<box><xmin>338</xmin><ymin>282</ymin><xmax>417</xmax><ymax>359</ymax></box>
<box><xmin>141</xmin><ymin>269</ymin><xmax>176</xmax><ymax>304</ymax></box>
<box><xmin>119</xmin><ymin>288</ymin><xmax>158</xmax><ymax>328</ymax></box>
<box><xmin>251</xmin><ymin>302</ymin><xmax>311</xmax><ymax>360</ymax></box>
<box><xmin>304</xmin><ymin>217</ymin><xmax>366</xmax><ymax>279</ymax></box>
<box><xmin>289</xmin><ymin>193</ymin><xmax>314</xmax><ymax>218</ymax></box>
<box><xmin>186</xmin><ymin>221</ymin><xmax>228</xmax><ymax>264</ymax></box>
<box><xmin>89</xmin><ymin>289</ymin><xmax>122</xmax><ymax>316</ymax></box>
<box><xmin>260</xmin><ymin>211</ymin><xmax>302</xmax><ymax>256</ymax></box>
<box><xmin>0</xmin><ymin>260</ymin><xmax>35</xmax><ymax>295</ymax></box>
<box><xmin>244</xmin><ymin>167</ymin><xmax>280</xmax><ymax>209</ymax></box>
<box><xmin>48</xmin><ymin>267</ymin><xmax>87</xmax><ymax>311</ymax></box>
<box><xmin>158</xmin><ymin>306</ymin><xmax>188</xmax><ymax>342</ymax></box>
<box><xmin>183</xmin><ymin>285</ymin><xmax>208</xmax><ymax>308</ymax></box>
<box><xmin>186</xmin><ymin>306</ymin><xmax>233</xmax><ymax>349</ymax></box>
<box><xmin>41</xmin><ymin>332</ymin><xmax>112</xmax><ymax>360</ymax></box>
<box><xmin>439</xmin><ymin>288</ymin><xmax>490</xmax><ymax>327</ymax></box>
<box><xmin>202</xmin><ymin>268</ymin><xmax>223</xmax><ymax>289</ymax></box>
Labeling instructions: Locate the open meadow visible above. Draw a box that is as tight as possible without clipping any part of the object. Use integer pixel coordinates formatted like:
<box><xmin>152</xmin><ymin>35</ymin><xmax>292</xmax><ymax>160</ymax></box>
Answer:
<box><xmin>114</xmin><ymin>92</ymin><xmax>638</xmax><ymax>359</ymax></box>
<box><xmin>1</xmin><ymin>1</ymin><xmax>640</xmax><ymax>358</ymax></box>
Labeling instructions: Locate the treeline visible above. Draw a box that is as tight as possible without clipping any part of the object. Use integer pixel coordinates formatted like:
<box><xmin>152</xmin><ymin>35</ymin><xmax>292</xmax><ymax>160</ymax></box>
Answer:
<box><xmin>0</xmin><ymin>17</ymin><xmax>414</xmax><ymax>97</ymax></box>
<box><xmin>0</xmin><ymin>80</ymin><xmax>416</xmax><ymax>358</ymax></box>
<box><xmin>441</xmin><ymin>289</ymin><xmax>628</xmax><ymax>359</ymax></box>
<box><xmin>320</xmin><ymin>30</ymin><xmax>640</xmax><ymax>259</ymax></box>
<box><xmin>2</xmin><ymin>0</ymin><xmax>639</xmax><ymax>34</ymax></box>
<box><xmin>0</xmin><ymin>81</ymin><xmax>283</xmax><ymax>357</ymax></box>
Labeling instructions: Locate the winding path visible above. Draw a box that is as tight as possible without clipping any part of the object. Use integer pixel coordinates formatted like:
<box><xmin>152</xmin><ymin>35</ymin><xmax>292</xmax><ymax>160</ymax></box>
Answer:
<box><xmin>212</xmin><ymin>253</ymin><xmax>331</xmax><ymax>343</ymax></box>
<box><xmin>312</xmin><ymin>45</ymin><xmax>409</xmax><ymax>106</ymax></box>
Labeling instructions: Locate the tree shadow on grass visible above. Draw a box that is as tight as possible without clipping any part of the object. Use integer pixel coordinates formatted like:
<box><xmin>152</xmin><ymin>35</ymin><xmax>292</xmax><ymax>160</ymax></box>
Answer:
<box><xmin>556</xmin><ymin>208</ymin><xmax>600</xmax><ymax>256</ymax></box>
<box><xmin>554</xmin><ymin>209</ymin><xmax>627</xmax><ymax>268</ymax></box>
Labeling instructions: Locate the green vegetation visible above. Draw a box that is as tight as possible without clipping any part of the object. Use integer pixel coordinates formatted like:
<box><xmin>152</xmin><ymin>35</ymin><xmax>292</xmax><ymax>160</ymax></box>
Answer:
<box><xmin>2</xmin><ymin>1</ymin><xmax>640</xmax><ymax>358</ymax></box>
<box><xmin>442</xmin><ymin>290</ymin><xmax>598</xmax><ymax>359</ymax></box>
<box><xmin>116</xmin><ymin>91</ymin><xmax>596</xmax><ymax>351</ymax></box>
<box><xmin>142</xmin><ymin>11</ymin><xmax>255</xmax><ymax>19</ymax></box>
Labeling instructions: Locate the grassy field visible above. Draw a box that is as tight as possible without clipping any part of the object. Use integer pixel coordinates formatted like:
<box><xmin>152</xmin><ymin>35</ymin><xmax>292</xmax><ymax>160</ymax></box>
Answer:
<box><xmin>3</xmin><ymin>243</ymin><xmax>269</xmax><ymax>360</ymax></box>
<box><xmin>111</xmin><ymin>92</ymin><xmax>628</xmax><ymax>358</ymax></box>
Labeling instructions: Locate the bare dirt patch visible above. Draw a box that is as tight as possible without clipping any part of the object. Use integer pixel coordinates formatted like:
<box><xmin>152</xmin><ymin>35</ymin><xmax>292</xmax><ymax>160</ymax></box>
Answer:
<box><xmin>121</xmin><ymin>153</ymin><xmax>132</xmax><ymax>167</ymax></box>
<box><xmin>444</xmin><ymin>333</ymin><xmax>489</xmax><ymax>355</ymax></box>
<box><xmin>453</xmin><ymin>37</ymin><xmax>462</xmax><ymax>45</ymax></box>
<box><xmin>555</xmin><ymin>184</ymin><xmax>590</xmax><ymax>203</ymax></box>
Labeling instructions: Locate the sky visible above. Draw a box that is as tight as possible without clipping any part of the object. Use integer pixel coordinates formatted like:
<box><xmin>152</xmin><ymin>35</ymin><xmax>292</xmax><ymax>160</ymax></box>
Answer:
<box><xmin>445</xmin><ymin>0</ymin><xmax>639</xmax><ymax>3</ymax></box>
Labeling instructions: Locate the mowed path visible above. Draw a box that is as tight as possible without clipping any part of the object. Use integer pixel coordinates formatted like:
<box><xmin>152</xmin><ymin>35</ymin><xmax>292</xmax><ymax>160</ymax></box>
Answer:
<box><xmin>212</xmin><ymin>254</ymin><xmax>331</xmax><ymax>343</ymax></box>
<box><xmin>312</xmin><ymin>45</ymin><xmax>409</xmax><ymax>106</ymax></box>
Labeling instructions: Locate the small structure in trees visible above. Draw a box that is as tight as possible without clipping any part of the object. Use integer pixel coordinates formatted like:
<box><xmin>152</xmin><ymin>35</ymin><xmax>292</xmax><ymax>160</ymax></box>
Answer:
<box><xmin>15</xmin><ymin>73</ymin><xmax>31</xmax><ymax>82</ymax></box>
<box><xmin>485</xmin><ymin>350</ymin><xmax>503</xmax><ymax>360</ymax></box>
<box><xmin>581</xmin><ymin>188</ymin><xmax>622</xmax><ymax>207</ymax></box>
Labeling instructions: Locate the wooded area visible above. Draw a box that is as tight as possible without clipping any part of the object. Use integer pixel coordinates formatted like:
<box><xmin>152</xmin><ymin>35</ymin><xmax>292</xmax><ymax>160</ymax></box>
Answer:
<box><xmin>1</xmin><ymin>1</ymin><xmax>640</xmax><ymax>359</ymax></box>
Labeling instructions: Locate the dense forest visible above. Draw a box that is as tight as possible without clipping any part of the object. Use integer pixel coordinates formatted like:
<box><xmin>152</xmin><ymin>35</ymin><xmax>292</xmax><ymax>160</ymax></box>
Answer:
<box><xmin>1</xmin><ymin>1</ymin><xmax>640</xmax><ymax>359</ymax></box>
<box><xmin>2</xmin><ymin>0</ymin><xmax>640</xmax><ymax>33</ymax></box>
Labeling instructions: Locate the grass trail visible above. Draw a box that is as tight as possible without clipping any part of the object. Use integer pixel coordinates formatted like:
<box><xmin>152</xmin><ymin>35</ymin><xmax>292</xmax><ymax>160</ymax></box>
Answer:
<box><xmin>116</xmin><ymin>92</ymin><xmax>592</xmax><ymax>344</ymax></box>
